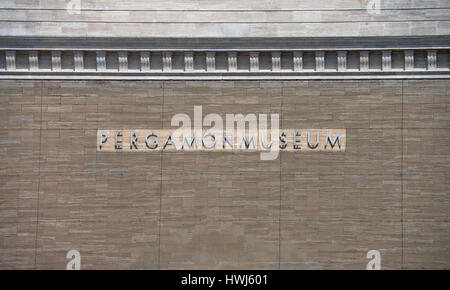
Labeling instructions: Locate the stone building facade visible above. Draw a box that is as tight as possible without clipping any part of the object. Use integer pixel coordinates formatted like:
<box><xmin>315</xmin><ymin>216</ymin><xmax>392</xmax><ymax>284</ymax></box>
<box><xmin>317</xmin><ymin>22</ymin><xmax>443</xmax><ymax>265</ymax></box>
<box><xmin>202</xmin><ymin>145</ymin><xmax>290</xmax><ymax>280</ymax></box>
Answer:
<box><xmin>0</xmin><ymin>1</ymin><xmax>449</xmax><ymax>269</ymax></box>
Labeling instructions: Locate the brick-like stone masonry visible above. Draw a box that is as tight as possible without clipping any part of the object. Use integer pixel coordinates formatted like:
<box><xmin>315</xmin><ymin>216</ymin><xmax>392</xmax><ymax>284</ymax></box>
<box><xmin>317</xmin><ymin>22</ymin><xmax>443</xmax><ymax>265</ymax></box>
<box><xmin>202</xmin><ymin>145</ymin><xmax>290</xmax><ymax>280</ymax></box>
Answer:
<box><xmin>0</xmin><ymin>80</ymin><xmax>448</xmax><ymax>269</ymax></box>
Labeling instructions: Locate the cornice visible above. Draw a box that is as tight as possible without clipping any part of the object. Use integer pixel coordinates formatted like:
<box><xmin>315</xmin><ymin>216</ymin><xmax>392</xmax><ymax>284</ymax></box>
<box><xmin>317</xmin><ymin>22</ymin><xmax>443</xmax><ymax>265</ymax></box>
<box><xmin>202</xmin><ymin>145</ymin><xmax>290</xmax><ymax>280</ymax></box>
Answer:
<box><xmin>0</xmin><ymin>36</ymin><xmax>449</xmax><ymax>80</ymax></box>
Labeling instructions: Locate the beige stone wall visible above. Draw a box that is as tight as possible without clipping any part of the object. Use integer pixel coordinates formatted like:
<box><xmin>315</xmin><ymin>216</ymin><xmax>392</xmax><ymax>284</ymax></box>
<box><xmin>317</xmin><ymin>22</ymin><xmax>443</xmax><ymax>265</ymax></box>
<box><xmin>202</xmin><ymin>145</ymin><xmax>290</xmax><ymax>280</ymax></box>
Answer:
<box><xmin>0</xmin><ymin>79</ymin><xmax>448</xmax><ymax>269</ymax></box>
<box><xmin>0</xmin><ymin>0</ymin><xmax>449</xmax><ymax>37</ymax></box>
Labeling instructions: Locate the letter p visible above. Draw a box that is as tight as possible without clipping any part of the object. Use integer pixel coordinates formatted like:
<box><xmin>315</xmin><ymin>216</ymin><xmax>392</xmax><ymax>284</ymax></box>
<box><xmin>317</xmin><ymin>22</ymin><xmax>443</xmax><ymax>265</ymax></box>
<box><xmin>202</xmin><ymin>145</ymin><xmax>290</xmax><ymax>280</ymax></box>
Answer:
<box><xmin>99</xmin><ymin>130</ymin><xmax>108</xmax><ymax>150</ymax></box>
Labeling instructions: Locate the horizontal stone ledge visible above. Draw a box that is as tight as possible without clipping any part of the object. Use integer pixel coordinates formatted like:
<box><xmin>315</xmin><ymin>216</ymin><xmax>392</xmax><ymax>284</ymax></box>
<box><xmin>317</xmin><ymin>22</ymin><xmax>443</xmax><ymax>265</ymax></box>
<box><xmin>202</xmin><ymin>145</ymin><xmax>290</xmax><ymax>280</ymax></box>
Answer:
<box><xmin>1</xmin><ymin>70</ymin><xmax>449</xmax><ymax>74</ymax></box>
<box><xmin>0</xmin><ymin>72</ymin><xmax>449</xmax><ymax>80</ymax></box>
<box><xmin>1</xmin><ymin>36</ymin><xmax>450</xmax><ymax>50</ymax></box>
<box><xmin>2</xmin><ymin>47</ymin><xmax>450</xmax><ymax>52</ymax></box>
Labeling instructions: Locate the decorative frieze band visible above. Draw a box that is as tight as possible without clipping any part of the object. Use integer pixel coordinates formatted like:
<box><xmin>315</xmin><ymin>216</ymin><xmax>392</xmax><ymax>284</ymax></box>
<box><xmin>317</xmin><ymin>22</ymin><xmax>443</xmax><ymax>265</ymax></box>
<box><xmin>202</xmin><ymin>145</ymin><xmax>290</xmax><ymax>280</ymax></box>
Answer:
<box><xmin>51</xmin><ymin>51</ymin><xmax>61</xmax><ymax>71</ymax></box>
<box><xmin>28</xmin><ymin>51</ymin><xmax>38</xmax><ymax>71</ymax></box>
<box><xmin>249</xmin><ymin>52</ymin><xmax>259</xmax><ymax>72</ymax></box>
<box><xmin>162</xmin><ymin>52</ymin><xmax>172</xmax><ymax>72</ymax></box>
<box><xmin>206</xmin><ymin>52</ymin><xmax>215</xmax><ymax>72</ymax></box>
<box><xmin>74</xmin><ymin>51</ymin><xmax>84</xmax><ymax>72</ymax></box>
<box><xmin>315</xmin><ymin>51</ymin><xmax>325</xmax><ymax>71</ymax></box>
<box><xmin>96</xmin><ymin>51</ymin><xmax>106</xmax><ymax>71</ymax></box>
<box><xmin>140</xmin><ymin>52</ymin><xmax>150</xmax><ymax>72</ymax></box>
<box><xmin>118</xmin><ymin>52</ymin><xmax>128</xmax><ymax>72</ymax></box>
<box><xmin>293</xmin><ymin>52</ymin><xmax>303</xmax><ymax>72</ymax></box>
<box><xmin>5</xmin><ymin>50</ymin><xmax>15</xmax><ymax>71</ymax></box>
<box><xmin>427</xmin><ymin>50</ymin><xmax>437</xmax><ymax>70</ymax></box>
<box><xmin>184</xmin><ymin>52</ymin><xmax>194</xmax><ymax>71</ymax></box>
<box><xmin>272</xmin><ymin>52</ymin><xmax>281</xmax><ymax>72</ymax></box>
<box><xmin>337</xmin><ymin>51</ymin><xmax>347</xmax><ymax>72</ymax></box>
<box><xmin>360</xmin><ymin>51</ymin><xmax>369</xmax><ymax>72</ymax></box>
<box><xmin>382</xmin><ymin>50</ymin><xmax>392</xmax><ymax>71</ymax></box>
<box><xmin>227</xmin><ymin>52</ymin><xmax>237</xmax><ymax>72</ymax></box>
<box><xmin>1</xmin><ymin>47</ymin><xmax>449</xmax><ymax>79</ymax></box>
<box><xmin>405</xmin><ymin>50</ymin><xmax>414</xmax><ymax>71</ymax></box>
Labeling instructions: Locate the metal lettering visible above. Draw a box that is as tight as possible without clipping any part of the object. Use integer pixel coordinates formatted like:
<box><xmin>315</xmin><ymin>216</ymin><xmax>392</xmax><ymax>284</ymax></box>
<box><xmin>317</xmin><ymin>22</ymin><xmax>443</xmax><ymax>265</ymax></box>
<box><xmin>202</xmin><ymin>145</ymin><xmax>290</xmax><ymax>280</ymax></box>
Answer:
<box><xmin>99</xmin><ymin>131</ymin><xmax>108</xmax><ymax>150</ymax></box>
<box><xmin>145</xmin><ymin>131</ymin><xmax>158</xmax><ymax>149</ymax></box>
<box><xmin>279</xmin><ymin>131</ymin><xmax>287</xmax><ymax>149</ymax></box>
<box><xmin>239</xmin><ymin>132</ymin><xmax>256</xmax><ymax>149</ymax></box>
<box><xmin>163</xmin><ymin>132</ymin><xmax>177</xmax><ymax>149</ymax></box>
<box><xmin>202</xmin><ymin>130</ymin><xmax>217</xmax><ymax>149</ymax></box>
<box><xmin>181</xmin><ymin>132</ymin><xmax>198</xmax><ymax>149</ymax></box>
<box><xmin>307</xmin><ymin>130</ymin><xmax>319</xmax><ymax>149</ymax></box>
<box><xmin>293</xmin><ymin>131</ymin><xmax>301</xmax><ymax>149</ymax></box>
<box><xmin>130</xmin><ymin>131</ymin><xmax>138</xmax><ymax>150</ymax></box>
<box><xmin>260</xmin><ymin>131</ymin><xmax>273</xmax><ymax>149</ymax></box>
<box><xmin>115</xmin><ymin>131</ymin><xmax>123</xmax><ymax>150</ymax></box>
<box><xmin>324</xmin><ymin>131</ymin><xmax>341</xmax><ymax>149</ymax></box>
<box><xmin>223</xmin><ymin>131</ymin><xmax>234</xmax><ymax>149</ymax></box>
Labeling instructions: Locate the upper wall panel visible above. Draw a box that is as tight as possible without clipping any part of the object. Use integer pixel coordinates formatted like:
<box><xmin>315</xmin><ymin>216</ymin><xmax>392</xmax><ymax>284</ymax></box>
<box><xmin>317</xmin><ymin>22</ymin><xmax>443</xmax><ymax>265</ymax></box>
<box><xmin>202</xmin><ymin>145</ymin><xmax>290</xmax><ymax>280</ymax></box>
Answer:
<box><xmin>2</xmin><ymin>0</ymin><xmax>450</xmax><ymax>10</ymax></box>
<box><xmin>0</xmin><ymin>0</ymin><xmax>449</xmax><ymax>37</ymax></box>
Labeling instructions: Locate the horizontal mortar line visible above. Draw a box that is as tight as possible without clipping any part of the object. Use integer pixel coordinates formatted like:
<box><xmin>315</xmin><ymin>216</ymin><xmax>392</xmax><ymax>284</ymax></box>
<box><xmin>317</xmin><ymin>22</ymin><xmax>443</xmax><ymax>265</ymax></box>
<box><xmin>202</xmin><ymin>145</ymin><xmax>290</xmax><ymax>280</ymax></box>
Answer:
<box><xmin>10</xmin><ymin>219</ymin><xmax>284</xmax><ymax>223</ymax></box>
<box><xmin>0</xmin><ymin>219</ymin><xmax>415</xmax><ymax>225</ymax></box>
<box><xmin>1</xmin><ymin>128</ymin><xmax>449</xmax><ymax>131</ymax></box>
<box><xmin>32</xmin><ymin>217</ymin><xmax>284</xmax><ymax>221</ymax></box>
<box><xmin>1</xmin><ymin>20</ymin><xmax>449</xmax><ymax>24</ymax></box>
<box><xmin>279</xmin><ymin>220</ymin><xmax>411</xmax><ymax>225</ymax></box>
<box><xmin>0</xmin><ymin>173</ymin><xmax>405</xmax><ymax>178</ymax></box>
<box><xmin>0</xmin><ymin>173</ymin><xmax>438</xmax><ymax>179</ymax></box>
<box><xmin>2</xmin><ymin>71</ymin><xmax>450</xmax><ymax>74</ymax></box>
<box><xmin>146</xmin><ymin>172</ymin><xmax>405</xmax><ymax>175</ymax></box>
<box><xmin>0</xmin><ymin>176</ymin><xmax>438</xmax><ymax>181</ymax></box>
<box><xmin>160</xmin><ymin>218</ymin><xmax>404</xmax><ymax>223</ymax></box>
<box><xmin>3</xmin><ymin>220</ymin><xmax>428</xmax><ymax>227</ymax></box>
<box><xmin>0</xmin><ymin>176</ymin><xmax>436</xmax><ymax>180</ymax></box>
<box><xmin>3</xmin><ymin>48</ymin><xmax>450</xmax><ymax>51</ymax></box>
<box><xmin>20</xmin><ymin>172</ymin><xmax>406</xmax><ymax>177</ymax></box>
<box><xmin>3</xmin><ymin>71</ymin><xmax>450</xmax><ymax>74</ymax></box>
<box><xmin>1</xmin><ymin>76</ymin><xmax>449</xmax><ymax>80</ymax></box>
<box><xmin>0</xmin><ymin>218</ymin><xmax>284</xmax><ymax>223</ymax></box>
<box><xmin>1</xmin><ymin>8</ymin><xmax>450</xmax><ymax>12</ymax></box>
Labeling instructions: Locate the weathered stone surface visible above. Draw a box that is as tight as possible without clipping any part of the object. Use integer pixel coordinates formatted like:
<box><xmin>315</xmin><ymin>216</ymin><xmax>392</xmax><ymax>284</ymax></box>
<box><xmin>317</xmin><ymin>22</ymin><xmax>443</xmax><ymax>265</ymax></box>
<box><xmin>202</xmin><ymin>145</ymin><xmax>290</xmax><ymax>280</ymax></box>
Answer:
<box><xmin>1</xmin><ymin>0</ymin><xmax>449</xmax><ymax>37</ymax></box>
<box><xmin>0</xmin><ymin>80</ymin><xmax>448</xmax><ymax>269</ymax></box>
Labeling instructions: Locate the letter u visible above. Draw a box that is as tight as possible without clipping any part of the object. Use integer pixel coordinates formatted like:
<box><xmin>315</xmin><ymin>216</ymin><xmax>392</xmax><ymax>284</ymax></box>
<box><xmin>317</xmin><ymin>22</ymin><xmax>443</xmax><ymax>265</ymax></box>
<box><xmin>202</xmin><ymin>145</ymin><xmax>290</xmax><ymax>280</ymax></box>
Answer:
<box><xmin>307</xmin><ymin>130</ymin><xmax>319</xmax><ymax>149</ymax></box>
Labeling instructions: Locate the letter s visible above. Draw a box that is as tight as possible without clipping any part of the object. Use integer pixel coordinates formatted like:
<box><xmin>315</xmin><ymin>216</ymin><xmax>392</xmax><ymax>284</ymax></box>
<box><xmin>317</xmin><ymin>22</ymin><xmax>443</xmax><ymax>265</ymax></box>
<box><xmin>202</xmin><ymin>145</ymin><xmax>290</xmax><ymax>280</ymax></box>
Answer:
<box><xmin>279</xmin><ymin>131</ymin><xmax>287</xmax><ymax>149</ymax></box>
